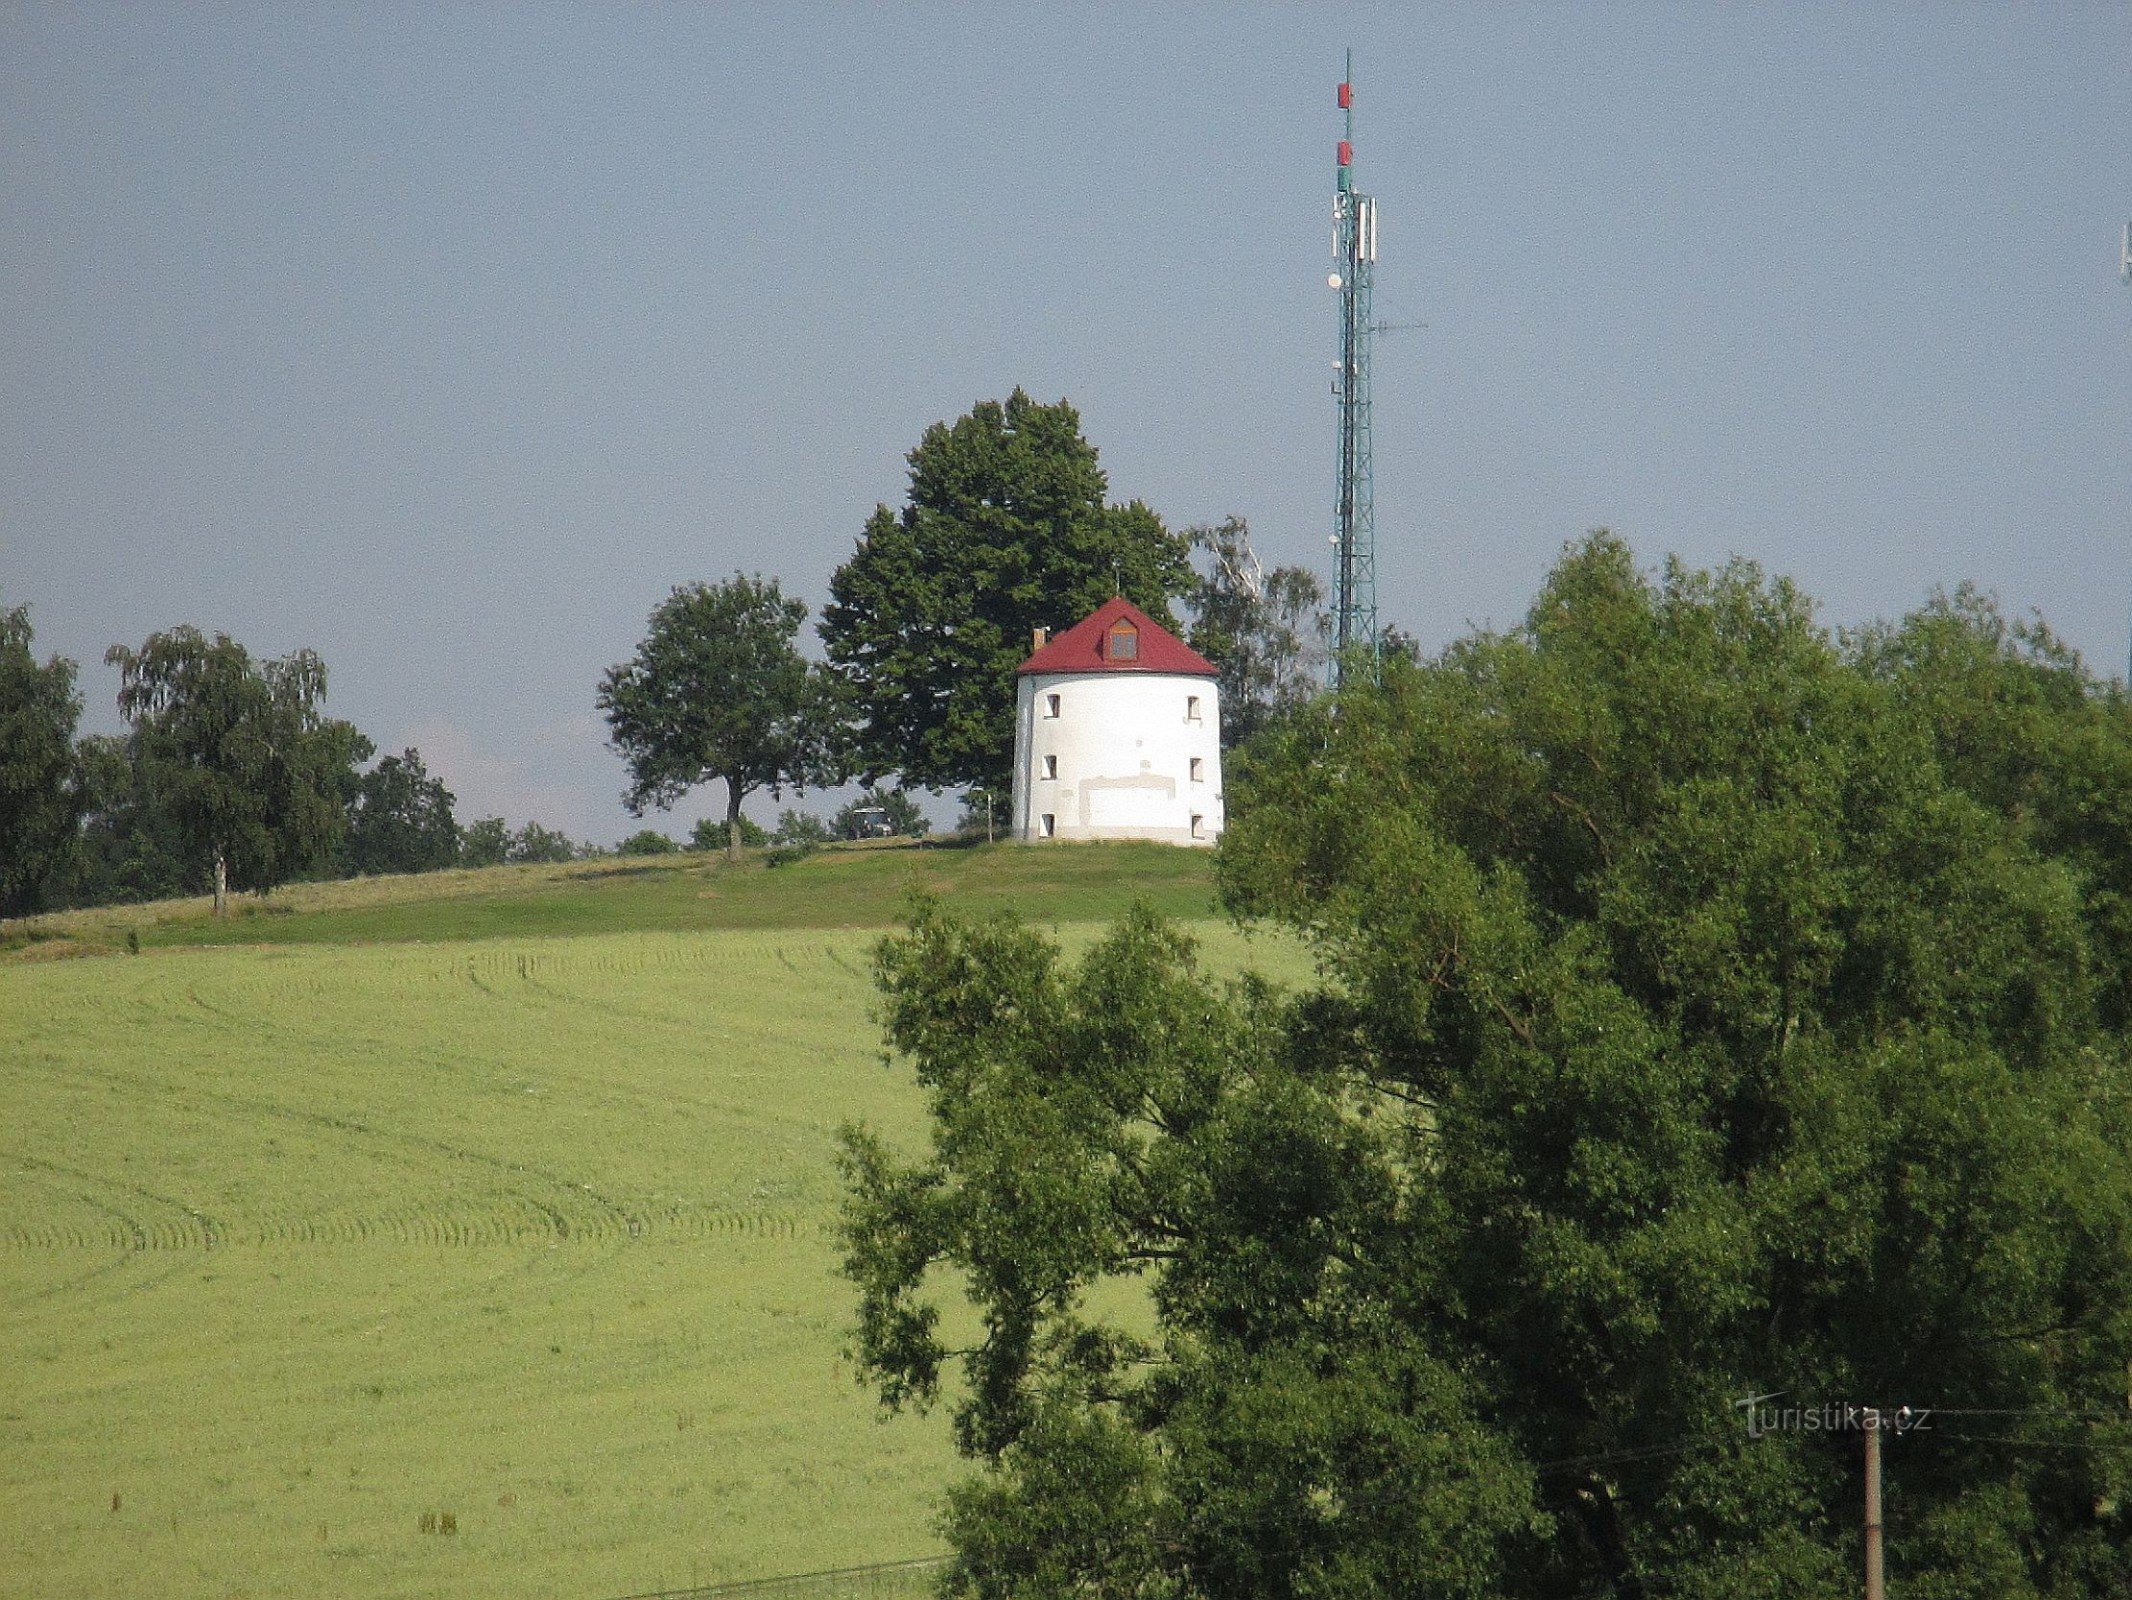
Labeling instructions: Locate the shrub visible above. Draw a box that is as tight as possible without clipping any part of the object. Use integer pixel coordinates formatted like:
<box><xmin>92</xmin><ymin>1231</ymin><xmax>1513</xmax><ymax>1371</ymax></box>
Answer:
<box><xmin>773</xmin><ymin>809</ymin><xmax>833</xmax><ymax>847</ymax></box>
<box><xmin>689</xmin><ymin>815</ymin><xmax>768</xmax><ymax>853</ymax></box>
<box><xmin>508</xmin><ymin>823</ymin><xmax>575</xmax><ymax>864</ymax></box>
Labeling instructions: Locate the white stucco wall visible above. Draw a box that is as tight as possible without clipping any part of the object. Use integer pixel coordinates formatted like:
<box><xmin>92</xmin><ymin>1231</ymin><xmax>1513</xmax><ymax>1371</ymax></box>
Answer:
<box><xmin>1010</xmin><ymin>671</ymin><xmax>1223</xmax><ymax>846</ymax></box>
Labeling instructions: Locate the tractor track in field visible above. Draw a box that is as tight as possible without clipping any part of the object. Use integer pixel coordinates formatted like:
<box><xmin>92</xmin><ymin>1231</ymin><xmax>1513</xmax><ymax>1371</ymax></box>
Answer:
<box><xmin>0</xmin><ymin>1188</ymin><xmax>808</xmax><ymax>1253</ymax></box>
<box><xmin>0</xmin><ymin>937</ymin><xmax>861</xmax><ymax>1321</ymax></box>
<box><xmin>0</xmin><ymin>1153</ymin><xmax>227</xmax><ymax>1308</ymax></box>
<box><xmin>0</xmin><ymin>1051</ymin><xmax>810</xmax><ymax>1274</ymax></box>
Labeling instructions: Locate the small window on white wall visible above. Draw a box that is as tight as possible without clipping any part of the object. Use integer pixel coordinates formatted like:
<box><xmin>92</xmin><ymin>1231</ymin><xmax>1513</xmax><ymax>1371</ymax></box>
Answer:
<box><xmin>1043</xmin><ymin>754</ymin><xmax>1058</xmax><ymax>779</ymax></box>
<box><xmin>1045</xmin><ymin>693</ymin><xmax>1061</xmax><ymax>718</ymax></box>
<box><xmin>1186</xmin><ymin>696</ymin><xmax>1201</xmax><ymax>722</ymax></box>
<box><xmin>1189</xmin><ymin>756</ymin><xmax>1203</xmax><ymax>782</ymax></box>
<box><xmin>1190</xmin><ymin>813</ymin><xmax>1204</xmax><ymax>839</ymax></box>
<box><xmin>1040</xmin><ymin>813</ymin><xmax>1056</xmax><ymax>838</ymax></box>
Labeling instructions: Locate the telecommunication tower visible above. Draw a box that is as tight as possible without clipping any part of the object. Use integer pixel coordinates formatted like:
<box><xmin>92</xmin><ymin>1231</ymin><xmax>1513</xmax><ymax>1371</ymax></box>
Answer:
<box><xmin>1330</xmin><ymin>52</ymin><xmax>1380</xmax><ymax>684</ymax></box>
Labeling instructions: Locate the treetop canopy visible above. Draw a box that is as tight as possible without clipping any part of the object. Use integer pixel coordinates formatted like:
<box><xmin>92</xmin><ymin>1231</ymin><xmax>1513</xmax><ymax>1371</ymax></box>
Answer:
<box><xmin>842</xmin><ymin>531</ymin><xmax>2132</xmax><ymax>1600</ymax></box>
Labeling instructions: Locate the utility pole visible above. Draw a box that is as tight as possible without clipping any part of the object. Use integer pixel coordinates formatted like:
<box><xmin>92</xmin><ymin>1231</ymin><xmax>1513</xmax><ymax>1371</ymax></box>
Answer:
<box><xmin>1863</xmin><ymin>1408</ymin><xmax>1885</xmax><ymax>1600</ymax></box>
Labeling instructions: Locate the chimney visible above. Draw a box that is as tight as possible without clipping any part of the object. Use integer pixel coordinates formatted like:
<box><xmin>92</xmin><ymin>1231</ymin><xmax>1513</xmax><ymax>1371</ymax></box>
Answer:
<box><xmin>1031</xmin><ymin>626</ymin><xmax>1049</xmax><ymax>652</ymax></box>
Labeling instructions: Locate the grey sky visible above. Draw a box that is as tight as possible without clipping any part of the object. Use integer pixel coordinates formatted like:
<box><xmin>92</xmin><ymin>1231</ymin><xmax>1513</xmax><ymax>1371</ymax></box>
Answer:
<box><xmin>4</xmin><ymin>6</ymin><xmax>2129</xmax><ymax>842</ymax></box>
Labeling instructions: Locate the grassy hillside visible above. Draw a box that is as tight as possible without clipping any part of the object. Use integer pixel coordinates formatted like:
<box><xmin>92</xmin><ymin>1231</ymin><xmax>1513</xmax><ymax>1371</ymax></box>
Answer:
<box><xmin>2</xmin><ymin>839</ymin><xmax>1221</xmax><ymax>958</ymax></box>
<box><xmin>0</xmin><ymin>844</ymin><xmax>1296</xmax><ymax>1600</ymax></box>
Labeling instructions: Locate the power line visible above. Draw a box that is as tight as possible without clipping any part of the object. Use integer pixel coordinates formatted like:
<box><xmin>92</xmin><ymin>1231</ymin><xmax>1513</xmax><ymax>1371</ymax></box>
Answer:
<box><xmin>1530</xmin><ymin>1434</ymin><xmax>1732</xmax><ymax>1476</ymax></box>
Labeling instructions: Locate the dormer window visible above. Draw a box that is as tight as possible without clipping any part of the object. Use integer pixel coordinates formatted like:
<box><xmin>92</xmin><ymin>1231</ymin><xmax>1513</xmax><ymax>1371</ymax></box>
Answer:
<box><xmin>1106</xmin><ymin>621</ymin><xmax>1139</xmax><ymax>661</ymax></box>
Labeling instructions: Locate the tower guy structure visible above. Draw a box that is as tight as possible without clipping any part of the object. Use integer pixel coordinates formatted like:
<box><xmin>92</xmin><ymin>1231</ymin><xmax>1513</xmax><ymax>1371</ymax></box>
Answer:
<box><xmin>1330</xmin><ymin>52</ymin><xmax>1380</xmax><ymax>684</ymax></box>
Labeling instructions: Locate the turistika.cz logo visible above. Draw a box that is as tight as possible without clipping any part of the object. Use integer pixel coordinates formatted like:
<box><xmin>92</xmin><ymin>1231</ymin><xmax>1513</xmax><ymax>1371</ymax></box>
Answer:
<box><xmin>1733</xmin><ymin>1393</ymin><xmax>1933</xmax><ymax>1439</ymax></box>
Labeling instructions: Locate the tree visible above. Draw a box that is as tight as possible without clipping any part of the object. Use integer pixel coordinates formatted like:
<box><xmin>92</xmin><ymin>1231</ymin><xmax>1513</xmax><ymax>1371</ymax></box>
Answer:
<box><xmin>773</xmin><ymin>809</ymin><xmax>834</xmax><ymax>847</ymax></box>
<box><xmin>1181</xmin><ymin>517</ymin><xmax>1327</xmax><ymax>747</ymax></box>
<box><xmin>841</xmin><ymin>534</ymin><xmax>2132</xmax><ymax>1599</ymax></box>
<box><xmin>56</xmin><ymin>732</ymin><xmax>197</xmax><ymax>907</ymax></box>
<box><xmin>834</xmin><ymin>786</ymin><xmax>930</xmax><ymax>841</ymax></box>
<box><xmin>460</xmin><ymin>817</ymin><xmax>511</xmax><ymax>868</ymax></box>
<box><xmin>508</xmin><ymin>822</ymin><xmax>575</xmax><ymax>864</ymax></box>
<box><xmin>0</xmin><ymin>598</ymin><xmax>86</xmax><ymax>915</ymax></box>
<box><xmin>342</xmin><ymin>748</ymin><xmax>459</xmax><ymax>877</ymax></box>
<box><xmin>821</xmin><ymin>391</ymin><xmax>1193</xmax><ymax>794</ymax></box>
<box><xmin>617</xmin><ymin>829</ymin><xmax>679</xmax><ymax>856</ymax></box>
<box><xmin>106</xmin><ymin>627</ymin><xmax>366</xmax><ymax>915</ymax></box>
<box><xmin>600</xmin><ymin>575</ymin><xmax>841</xmax><ymax>863</ymax></box>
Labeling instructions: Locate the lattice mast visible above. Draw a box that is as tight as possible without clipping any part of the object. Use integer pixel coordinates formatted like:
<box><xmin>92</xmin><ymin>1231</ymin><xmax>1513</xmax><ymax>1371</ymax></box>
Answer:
<box><xmin>1331</xmin><ymin>52</ymin><xmax>1380</xmax><ymax>684</ymax></box>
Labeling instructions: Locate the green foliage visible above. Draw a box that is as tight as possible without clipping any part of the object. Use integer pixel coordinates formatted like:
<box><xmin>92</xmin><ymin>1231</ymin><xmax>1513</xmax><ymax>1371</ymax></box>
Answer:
<box><xmin>459</xmin><ymin>815</ymin><xmax>511</xmax><ymax>868</ymax></box>
<box><xmin>342</xmin><ymin>747</ymin><xmax>459</xmax><ymax>876</ymax></box>
<box><xmin>690</xmin><ymin>814</ymin><xmax>769</xmax><ymax>853</ymax></box>
<box><xmin>843</xmin><ymin>904</ymin><xmax>1542</xmax><ymax>1600</ymax></box>
<box><xmin>821</xmin><ymin>391</ymin><xmax>1193</xmax><ymax>793</ymax></box>
<box><xmin>508</xmin><ymin>821</ymin><xmax>576</xmax><ymax>864</ymax></box>
<box><xmin>105</xmin><ymin>627</ymin><xmax>368</xmax><ymax>910</ymax></box>
<box><xmin>54</xmin><ymin>732</ymin><xmax>199</xmax><ymax>906</ymax></box>
<box><xmin>844</xmin><ymin>534</ymin><xmax>2132</xmax><ymax>1599</ymax></box>
<box><xmin>1181</xmin><ymin>517</ymin><xmax>1326</xmax><ymax>748</ymax></box>
<box><xmin>617</xmin><ymin>829</ymin><xmax>680</xmax><ymax>856</ymax></box>
<box><xmin>835</xmin><ymin>787</ymin><xmax>930</xmax><ymax>841</ymax></box>
<box><xmin>600</xmin><ymin>575</ymin><xmax>843</xmax><ymax>861</ymax></box>
<box><xmin>0</xmin><ymin>597</ymin><xmax>86</xmax><ymax>914</ymax></box>
<box><xmin>774</xmin><ymin>809</ymin><xmax>835</xmax><ymax>847</ymax></box>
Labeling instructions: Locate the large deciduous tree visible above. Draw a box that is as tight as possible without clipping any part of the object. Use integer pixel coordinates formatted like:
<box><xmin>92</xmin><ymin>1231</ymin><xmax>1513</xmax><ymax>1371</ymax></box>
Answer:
<box><xmin>841</xmin><ymin>534</ymin><xmax>2132</xmax><ymax>1600</ymax></box>
<box><xmin>0</xmin><ymin>598</ymin><xmax>87</xmax><ymax>915</ymax></box>
<box><xmin>107</xmin><ymin>627</ymin><xmax>365</xmax><ymax>915</ymax></box>
<box><xmin>59</xmin><ymin>732</ymin><xmax>197</xmax><ymax>907</ymax></box>
<box><xmin>343</xmin><ymin>748</ymin><xmax>460</xmax><ymax>877</ymax></box>
<box><xmin>820</xmin><ymin>390</ymin><xmax>1193</xmax><ymax>795</ymax></box>
<box><xmin>1181</xmin><ymin>516</ymin><xmax>1326</xmax><ymax>748</ymax></box>
<box><xmin>598</xmin><ymin>575</ymin><xmax>840</xmax><ymax>862</ymax></box>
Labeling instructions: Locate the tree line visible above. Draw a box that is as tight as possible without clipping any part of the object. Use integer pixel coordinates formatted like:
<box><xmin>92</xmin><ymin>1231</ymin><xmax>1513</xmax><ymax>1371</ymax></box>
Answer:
<box><xmin>4</xmin><ymin>389</ymin><xmax>1330</xmax><ymax>914</ymax></box>
<box><xmin>598</xmin><ymin>389</ymin><xmax>1328</xmax><ymax>851</ymax></box>
<box><xmin>0</xmin><ymin>613</ymin><xmax>602</xmax><ymax>917</ymax></box>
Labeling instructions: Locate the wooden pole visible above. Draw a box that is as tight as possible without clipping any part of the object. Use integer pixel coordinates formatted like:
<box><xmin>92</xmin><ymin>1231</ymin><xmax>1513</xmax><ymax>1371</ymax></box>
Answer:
<box><xmin>1864</xmin><ymin>1408</ymin><xmax>1884</xmax><ymax>1600</ymax></box>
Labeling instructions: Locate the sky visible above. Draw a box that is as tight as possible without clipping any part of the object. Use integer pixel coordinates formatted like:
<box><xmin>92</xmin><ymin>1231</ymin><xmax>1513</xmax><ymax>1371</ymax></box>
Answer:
<box><xmin>4</xmin><ymin>5</ymin><xmax>2130</xmax><ymax>843</ymax></box>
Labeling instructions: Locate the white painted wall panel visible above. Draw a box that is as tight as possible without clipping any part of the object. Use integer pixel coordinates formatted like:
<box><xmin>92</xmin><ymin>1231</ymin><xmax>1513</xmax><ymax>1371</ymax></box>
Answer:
<box><xmin>1009</xmin><ymin>670</ymin><xmax>1223</xmax><ymax>847</ymax></box>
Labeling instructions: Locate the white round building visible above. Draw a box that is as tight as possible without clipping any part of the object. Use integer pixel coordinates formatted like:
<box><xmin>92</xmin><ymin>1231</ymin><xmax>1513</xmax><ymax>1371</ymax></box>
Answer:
<box><xmin>1009</xmin><ymin>597</ymin><xmax>1223</xmax><ymax>847</ymax></box>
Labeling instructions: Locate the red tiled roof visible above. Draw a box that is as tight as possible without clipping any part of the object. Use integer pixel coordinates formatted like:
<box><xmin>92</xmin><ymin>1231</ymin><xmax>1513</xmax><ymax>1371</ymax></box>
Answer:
<box><xmin>1015</xmin><ymin>596</ymin><xmax>1218</xmax><ymax>678</ymax></box>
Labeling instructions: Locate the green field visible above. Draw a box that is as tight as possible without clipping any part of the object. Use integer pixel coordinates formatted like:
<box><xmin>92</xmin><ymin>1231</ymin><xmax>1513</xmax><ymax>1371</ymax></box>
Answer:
<box><xmin>0</xmin><ymin>845</ymin><xmax>1298</xmax><ymax>1599</ymax></box>
<box><xmin>6</xmin><ymin>838</ymin><xmax>1226</xmax><ymax>956</ymax></box>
